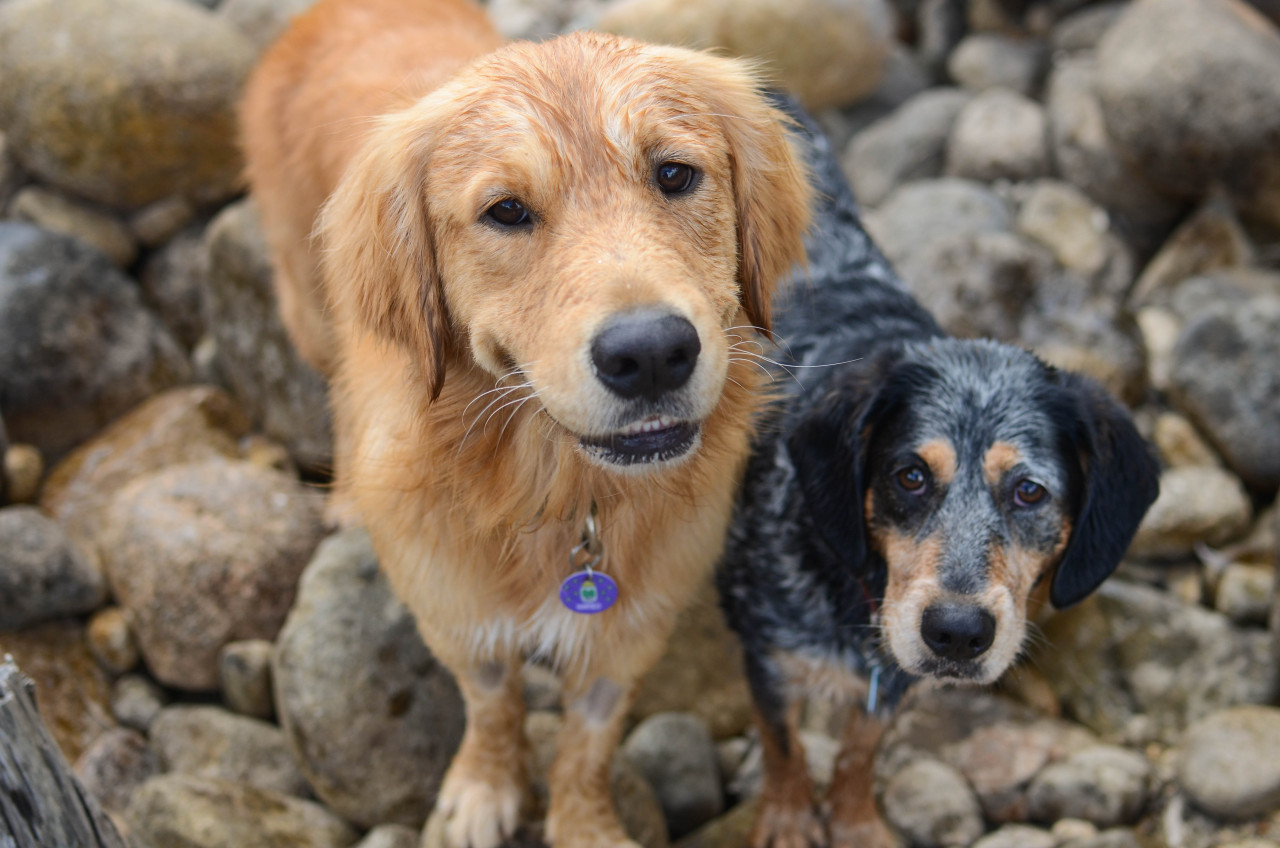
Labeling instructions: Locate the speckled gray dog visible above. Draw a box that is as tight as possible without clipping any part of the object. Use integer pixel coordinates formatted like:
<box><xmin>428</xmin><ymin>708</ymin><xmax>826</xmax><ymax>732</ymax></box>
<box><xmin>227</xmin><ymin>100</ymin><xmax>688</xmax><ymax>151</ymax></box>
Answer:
<box><xmin>718</xmin><ymin>101</ymin><xmax>1160</xmax><ymax>848</ymax></box>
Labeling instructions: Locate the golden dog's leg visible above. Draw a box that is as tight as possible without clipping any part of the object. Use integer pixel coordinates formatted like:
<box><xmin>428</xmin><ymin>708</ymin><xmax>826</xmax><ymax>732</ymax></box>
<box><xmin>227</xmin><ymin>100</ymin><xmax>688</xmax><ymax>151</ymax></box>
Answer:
<box><xmin>826</xmin><ymin>710</ymin><xmax>894</xmax><ymax>848</ymax></box>
<box><xmin>437</xmin><ymin>657</ymin><xmax>530</xmax><ymax>848</ymax></box>
<box><xmin>751</xmin><ymin>703</ymin><xmax>824</xmax><ymax>848</ymax></box>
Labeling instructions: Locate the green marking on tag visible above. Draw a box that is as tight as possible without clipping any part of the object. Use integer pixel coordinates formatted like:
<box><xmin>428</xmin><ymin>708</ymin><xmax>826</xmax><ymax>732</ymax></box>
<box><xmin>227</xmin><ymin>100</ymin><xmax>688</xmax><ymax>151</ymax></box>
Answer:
<box><xmin>579</xmin><ymin>580</ymin><xmax>598</xmax><ymax>604</ymax></box>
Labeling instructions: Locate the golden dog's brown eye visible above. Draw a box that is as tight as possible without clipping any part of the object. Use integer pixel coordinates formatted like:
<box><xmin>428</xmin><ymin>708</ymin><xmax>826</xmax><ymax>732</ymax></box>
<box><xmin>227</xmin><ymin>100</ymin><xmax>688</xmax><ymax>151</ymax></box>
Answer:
<box><xmin>1013</xmin><ymin>479</ymin><xmax>1047</xmax><ymax>507</ymax></box>
<box><xmin>896</xmin><ymin>466</ymin><xmax>927</xmax><ymax>494</ymax></box>
<box><xmin>486</xmin><ymin>198</ymin><xmax>530</xmax><ymax>227</ymax></box>
<box><xmin>655</xmin><ymin>161</ymin><xmax>697</xmax><ymax>195</ymax></box>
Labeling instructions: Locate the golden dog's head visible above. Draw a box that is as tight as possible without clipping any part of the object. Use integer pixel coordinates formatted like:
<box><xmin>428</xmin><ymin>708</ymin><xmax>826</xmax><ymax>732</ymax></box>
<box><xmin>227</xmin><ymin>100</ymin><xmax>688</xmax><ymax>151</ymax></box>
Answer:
<box><xmin>321</xmin><ymin>32</ymin><xmax>810</xmax><ymax>471</ymax></box>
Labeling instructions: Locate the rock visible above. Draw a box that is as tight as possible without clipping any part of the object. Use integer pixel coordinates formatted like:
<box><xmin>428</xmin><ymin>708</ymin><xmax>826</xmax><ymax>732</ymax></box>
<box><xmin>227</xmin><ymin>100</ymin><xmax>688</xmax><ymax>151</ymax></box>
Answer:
<box><xmin>204</xmin><ymin>200</ymin><xmax>333</xmax><ymax>471</ymax></box>
<box><xmin>946</xmin><ymin>88</ymin><xmax>1050</xmax><ymax>183</ymax></box>
<box><xmin>486</xmin><ymin>0</ymin><xmax>610</xmax><ymax>40</ymax></box>
<box><xmin>729</xmin><ymin>729</ymin><xmax>839</xmax><ymax>798</ymax></box>
<box><xmin>86</xmin><ymin>606</ymin><xmax>140</xmax><ymax>675</ymax></box>
<box><xmin>841</xmin><ymin>87</ymin><xmax>972</xmax><ymax>207</ymax></box>
<box><xmin>1053</xmin><ymin>819</ymin><xmax>1100</xmax><ymax>843</ymax></box>
<box><xmin>1036</xmin><ymin>580</ymin><xmax>1275</xmax><ymax>741</ymax></box>
<box><xmin>863</xmin><ymin>178</ymin><xmax>1012</xmax><ymax>266</ymax></box>
<box><xmin>41</xmin><ymin>385</ymin><xmax>249</xmax><ymax>560</ymax></box>
<box><xmin>947</xmin><ymin>34</ymin><xmax>1048</xmax><ymax>96</ymax></box>
<box><xmin>1026</xmin><ymin>745</ymin><xmax>1152</xmax><ymax>828</ymax></box>
<box><xmin>1215</xmin><ymin>563</ymin><xmax>1275</xmax><ymax>625</ymax></box>
<box><xmin>1168</xmin><ymin>296</ymin><xmax>1280</xmax><ymax>493</ymax></box>
<box><xmin>125</xmin><ymin>774</ymin><xmax>359</xmax><ymax>848</ymax></box>
<box><xmin>219</xmin><ymin>0</ymin><xmax>322</xmax><ymax>52</ymax></box>
<box><xmin>1051</xmin><ymin>2</ymin><xmax>1127</xmax><ymax>53</ymax></box>
<box><xmin>127</xmin><ymin>196</ymin><xmax>197</xmax><ymax>248</ymax></box>
<box><xmin>1061</xmin><ymin>830</ymin><xmax>1141</xmax><ymax>848</ymax></box>
<box><xmin>623</xmin><ymin>712</ymin><xmax>724</xmax><ymax>838</ymax></box>
<box><xmin>1095</xmin><ymin>0</ymin><xmax>1280</xmax><ymax>198</ymax></box>
<box><xmin>1153</xmin><ymin>412</ymin><xmax>1221</xmax><ymax>469</ymax></box>
<box><xmin>99</xmin><ymin>458</ymin><xmax>325</xmax><ymax>690</ymax></box>
<box><xmin>274</xmin><ymin>529</ymin><xmax>466</xmax><ymax>829</ymax></box>
<box><xmin>0</xmin><ymin>414</ymin><xmax>8</xmax><ymax>504</ymax></box>
<box><xmin>898</xmin><ymin>231</ymin><xmax>1045</xmax><ymax>342</ymax></box>
<box><xmin>973</xmin><ymin>824</ymin><xmax>1057</xmax><ymax>848</ymax></box>
<box><xmin>74</xmin><ymin>727</ymin><xmax>162</xmax><ymax>816</ymax></box>
<box><xmin>594</xmin><ymin>0</ymin><xmax>895</xmax><ymax>111</ymax></box>
<box><xmin>8</xmin><ymin>186</ymin><xmax>138</xmax><ymax>267</ymax></box>
<box><xmin>818</xmin><ymin>44</ymin><xmax>934</xmax><ymax>151</ymax></box>
<box><xmin>219</xmin><ymin>639</ymin><xmax>276</xmax><ymax>719</ymax></box>
<box><xmin>0</xmin><ymin>223</ymin><xmax>191</xmax><ymax>460</ymax></box>
<box><xmin>0</xmin><ymin>131</ymin><xmax>20</xmax><ymax>212</ymax></box>
<box><xmin>1180</xmin><ymin>706</ymin><xmax>1280</xmax><ymax>820</ymax></box>
<box><xmin>632</xmin><ymin>579</ymin><xmax>753</xmax><ymax>739</ymax></box>
<box><xmin>354</xmin><ymin>824</ymin><xmax>421</xmax><ymax>848</ymax></box>
<box><xmin>881</xmin><ymin>758</ymin><xmax>985</xmax><ymax>848</ymax></box>
<box><xmin>1021</xmin><ymin>307</ymin><xmax>1148</xmax><ymax>407</ymax></box>
<box><xmin>1131</xmin><ymin>466</ymin><xmax>1252</xmax><ymax>560</ymax></box>
<box><xmin>0</xmin><ymin>0</ymin><xmax>253</xmax><ymax>210</ymax></box>
<box><xmin>916</xmin><ymin>0</ymin><xmax>967</xmax><ymax>78</ymax></box>
<box><xmin>150</xmin><ymin>705</ymin><xmax>312</xmax><ymax>798</ymax></box>
<box><xmin>0</xmin><ymin>619</ymin><xmax>114</xmax><ymax>761</ymax></box>
<box><xmin>521</xmin><ymin>661</ymin><xmax>563</xmax><ymax>712</ymax></box>
<box><xmin>111</xmin><ymin>673</ymin><xmax>168</xmax><ymax>733</ymax></box>
<box><xmin>1044</xmin><ymin>56</ymin><xmax>1184</xmax><ymax>251</ymax></box>
<box><xmin>0</xmin><ymin>505</ymin><xmax>106</xmax><ymax>630</ymax></box>
<box><xmin>1015</xmin><ymin>180</ymin><xmax>1119</xmax><ymax>280</ymax></box>
<box><xmin>4</xmin><ymin>443</ymin><xmax>43</xmax><ymax>505</ymax></box>
<box><xmin>139</xmin><ymin>227</ymin><xmax>208</xmax><ymax>350</ymax></box>
<box><xmin>671</xmin><ymin>799</ymin><xmax>757</xmax><ymax>848</ymax></box>
<box><xmin>1130</xmin><ymin>195</ymin><xmax>1255</xmax><ymax>307</ymax></box>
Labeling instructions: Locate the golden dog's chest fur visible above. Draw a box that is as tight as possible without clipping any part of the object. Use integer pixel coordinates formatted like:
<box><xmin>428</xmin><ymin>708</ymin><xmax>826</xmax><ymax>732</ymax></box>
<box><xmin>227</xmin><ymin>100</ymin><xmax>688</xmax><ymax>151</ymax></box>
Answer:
<box><xmin>241</xmin><ymin>0</ymin><xmax>810</xmax><ymax>844</ymax></box>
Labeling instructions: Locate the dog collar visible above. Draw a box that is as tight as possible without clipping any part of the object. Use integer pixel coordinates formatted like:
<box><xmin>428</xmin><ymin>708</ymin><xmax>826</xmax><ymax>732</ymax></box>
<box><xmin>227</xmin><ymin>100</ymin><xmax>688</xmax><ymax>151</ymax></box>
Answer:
<box><xmin>559</xmin><ymin>504</ymin><xmax>618</xmax><ymax>614</ymax></box>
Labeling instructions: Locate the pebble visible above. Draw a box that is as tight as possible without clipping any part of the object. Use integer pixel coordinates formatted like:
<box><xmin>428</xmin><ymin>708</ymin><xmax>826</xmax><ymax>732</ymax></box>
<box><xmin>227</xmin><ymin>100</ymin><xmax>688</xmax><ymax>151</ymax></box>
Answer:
<box><xmin>863</xmin><ymin>178</ymin><xmax>1012</xmax><ymax>266</ymax></box>
<box><xmin>947</xmin><ymin>33</ymin><xmax>1048</xmax><ymax>96</ymax></box>
<box><xmin>0</xmin><ymin>223</ymin><xmax>190</xmax><ymax>460</ymax></box>
<box><xmin>73</xmin><ymin>727</ymin><xmax>162</xmax><ymax>816</ymax></box>
<box><xmin>219</xmin><ymin>639</ymin><xmax>276</xmax><ymax>719</ymax></box>
<box><xmin>98</xmin><ymin>457</ymin><xmax>325</xmax><ymax>690</ymax></box>
<box><xmin>86</xmin><ymin>606</ymin><xmax>140</xmax><ymax>675</ymax></box>
<box><xmin>127</xmin><ymin>195</ymin><xmax>197</xmax><ymax>248</ymax></box>
<box><xmin>1130</xmin><ymin>465</ymin><xmax>1253</xmax><ymax>560</ymax></box>
<box><xmin>1026</xmin><ymin>745</ymin><xmax>1152</xmax><ymax>828</ymax></box>
<box><xmin>354</xmin><ymin>824</ymin><xmax>421</xmax><ymax>848</ymax></box>
<box><xmin>841</xmin><ymin>87</ymin><xmax>972</xmax><ymax>207</ymax></box>
<box><xmin>1215</xmin><ymin>563</ymin><xmax>1275</xmax><ymax>626</ymax></box>
<box><xmin>150</xmin><ymin>705</ymin><xmax>312</xmax><ymax>798</ymax></box>
<box><xmin>946</xmin><ymin>88</ymin><xmax>1050</xmax><ymax>183</ymax></box>
<box><xmin>1015</xmin><ymin>180</ymin><xmax>1114</xmax><ymax>279</ymax></box>
<box><xmin>8</xmin><ymin>186</ymin><xmax>138</xmax><ymax>267</ymax></box>
<box><xmin>0</xmin><ymin>505</ymin><xmax>106</xmax><ymax>630</ymax></box>
<box><xmin>1153</xmin><ymin>412</ymin><xmax>1221</xmax><ymax>469</ymax></box>
<box><xmin>972</xmin><ymin>824</ymin><xmax>1056</xmax><ymax>848</ymax></box>
<box><xmin>1130</xmin><ymin>195</ymin><xmax>1255</xmax><ymax>307</ymax></box>
<box><xmin>4</xmin><ymin>443</ymin><xmax>43</xmax><ymax>504</ymax></box>
<box><xmin>125</xmin><ymin>774</ymin><xmax>358</xmax><ymax>848</ymax></box>
<box><xmin>882</xmin><ymin>758</ymin><xmax>985</xmax><ymax>848</ymax></box>
<box><xmin>139</xmin><ymin>227</ymin><xmax>208</xmax><ymax>350</ymax></box>
<box><xmin>273</xmin><ymin>529</ymin><xmax>465</xmax><ymax>829</ymax></box>
<box><xmin>622</xmin><ymin>712</ymin><xmax>724</xmax><ymax>838</ymax></box>
<box><xmin>1179</xmin><ymin>706</ymin><xmax>1280</xmax><ymax>819</ymax></box>
<box><xmin>111</xmin><ymin>673</ymin><xmax>168</xmax><ymax>734</ymax></box>
<box><xmin>0</xmin><ymin>0</ymin><xmax>254</xmax><ymax>210</ymax></box>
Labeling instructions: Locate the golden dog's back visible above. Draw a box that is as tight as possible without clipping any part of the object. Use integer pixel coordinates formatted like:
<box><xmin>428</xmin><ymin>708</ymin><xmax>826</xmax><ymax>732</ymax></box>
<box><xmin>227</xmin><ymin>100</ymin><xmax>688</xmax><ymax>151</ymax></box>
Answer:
<box><xmin>240</xmin><ymin>0</ymin><xmax>502</xmax><ymax>373</ymax></box>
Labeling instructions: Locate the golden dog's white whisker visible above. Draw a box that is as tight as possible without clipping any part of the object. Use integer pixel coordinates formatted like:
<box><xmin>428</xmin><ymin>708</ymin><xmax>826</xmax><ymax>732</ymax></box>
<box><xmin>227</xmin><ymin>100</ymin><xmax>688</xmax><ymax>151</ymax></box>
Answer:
<box><xmin>489</xmin><ymin>392</ymin><xmax>539</xmax><ymax>443</ymax></box>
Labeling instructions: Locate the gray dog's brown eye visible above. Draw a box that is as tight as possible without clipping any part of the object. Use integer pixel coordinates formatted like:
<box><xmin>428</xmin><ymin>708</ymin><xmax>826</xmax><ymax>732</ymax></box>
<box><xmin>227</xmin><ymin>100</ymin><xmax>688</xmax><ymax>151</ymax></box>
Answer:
<box><xmin>486</xmin><ymin>198</ymin><xmax>530</xmax><ymax>227</ymax></box>
<box><xmin>1013</xmin><ymin>479</ymin><xmax>1047</xmax><ymax>507</ymax></box>
<box><xmin>896</xmin><ymin>466</ymin><xmax>927</xmax><ymax>494</ymax></box>
<box><xmin>655</xmin><ymin>161</ymin><xmax>697</xmax><ymax>194</ymax></box>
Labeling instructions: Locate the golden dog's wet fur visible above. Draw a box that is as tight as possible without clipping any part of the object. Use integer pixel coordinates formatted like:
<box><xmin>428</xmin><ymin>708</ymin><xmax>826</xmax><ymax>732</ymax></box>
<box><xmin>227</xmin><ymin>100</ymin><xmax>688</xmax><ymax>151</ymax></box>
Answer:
<box><xmin>241</xmin><ymin>0</ymin><xmax>810</xmax><ymax>844</ymax></box>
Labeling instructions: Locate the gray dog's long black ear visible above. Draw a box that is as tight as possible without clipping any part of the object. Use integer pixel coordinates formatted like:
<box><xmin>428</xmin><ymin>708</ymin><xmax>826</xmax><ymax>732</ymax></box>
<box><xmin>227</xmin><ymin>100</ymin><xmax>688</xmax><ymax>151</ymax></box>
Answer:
<box><xmin>786</xmin><ymin>353</ymin><xmax>900</xmax><ymax>567</ymax></box>
<box><xmin>1050</xmin><ymin>375</ymin><xmax>1160</xmax><ymax>608</ymax></box>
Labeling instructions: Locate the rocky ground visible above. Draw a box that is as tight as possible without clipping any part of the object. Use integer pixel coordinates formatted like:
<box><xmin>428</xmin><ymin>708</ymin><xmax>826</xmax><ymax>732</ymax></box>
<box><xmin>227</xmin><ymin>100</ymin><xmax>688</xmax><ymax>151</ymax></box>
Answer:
<box><xmin>1</xmin><ymin>0</ymin><xmax>1279</xmax><ymax>846</ymax></box>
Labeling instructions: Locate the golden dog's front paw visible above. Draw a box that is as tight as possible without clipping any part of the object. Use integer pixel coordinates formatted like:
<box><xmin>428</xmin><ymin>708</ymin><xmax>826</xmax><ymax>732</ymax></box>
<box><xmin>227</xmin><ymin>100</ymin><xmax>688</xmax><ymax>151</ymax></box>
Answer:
<box><xmin>436</xmin><ymin>770</ymin><xmax>524</xmax><ymax>848</ymax></box>
<box><xmin>751</xmin><ymin>800</ymin><xmax>826</xmax><ymax>848</ymax></box>
<box><xmin>828</xmin><ymin>816</ymin><xmax>897</xmax><ymax>848</ymax></box>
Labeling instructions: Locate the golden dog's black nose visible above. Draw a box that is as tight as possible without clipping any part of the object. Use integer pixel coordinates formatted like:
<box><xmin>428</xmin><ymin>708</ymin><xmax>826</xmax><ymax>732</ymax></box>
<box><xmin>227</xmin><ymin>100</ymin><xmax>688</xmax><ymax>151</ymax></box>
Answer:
<box><xmin>591</xmin><ymin>309</ymin><xmax>700</xmax><ymax>401</ymax></box>
<box><xmin>921</xmin><ymin>603</ymin><xmax>996</xmax><ymax>661</ymax></box>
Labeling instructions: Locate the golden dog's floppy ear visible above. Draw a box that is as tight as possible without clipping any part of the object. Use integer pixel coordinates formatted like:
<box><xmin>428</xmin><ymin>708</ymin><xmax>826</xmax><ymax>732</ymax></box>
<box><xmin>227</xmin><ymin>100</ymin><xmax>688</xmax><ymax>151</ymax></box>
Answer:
<box><xmin>677</xmin><ymin>54</ymin><xmax>812</xmax><ymax>336</ymax></box>
<box><xmin>320</xmin><ymin>106</ymin><xmax>452</xmax><ymax>400</ymax></box>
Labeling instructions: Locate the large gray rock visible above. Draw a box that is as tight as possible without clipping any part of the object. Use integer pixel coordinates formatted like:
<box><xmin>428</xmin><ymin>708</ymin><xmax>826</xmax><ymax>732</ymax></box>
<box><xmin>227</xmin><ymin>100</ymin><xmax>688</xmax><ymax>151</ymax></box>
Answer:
<box><xmin>1168</xmin><ymin>296</ymin><xmax>1280</xmax><ymax>493</ymax></box>
<box><xmin>1026</xmin><ymin>746</ymin><xmax>1152</xmax><ymax>828</ymax></box>
<box><xmin>0</xmin><ymin>0</ymin><xmax>254</xmax><ymax>210</ymax></box>
<box><xmin>622</xmin><ymin>712</ymin><xmax>723</xmax><ymax>838</ymax></box>
<box><xmin>882</xmin><ymin>758</ymin><xmax>985</xmax><ymax>848</ymax></box>
<box><xmin>203</xmin><ymin>200</ymin><xmax>332</xmax><ymax>471</ymax></box>
<box><xmin>99</xmin><ymin>457</ymin><xmax>325</xmax><ymax>690</ymax></box>
<box><xmin>0</xmin><ymin>223</ymin><xmax>190</xmax><ymax>460</ymax></box>
<box><xmin>150</xmin><ymin>705</ymin><xmax>312</xmax><ymax>798</ymax></box>
<box><xmin>1178</xmin><ymin>706</ymin><xmax>1280</xmax><ymax>820</ymax></box>
<box><xmin>125</xmin><ymin>774</ymin><xmax>358</xmax><ymax>848</ymax></box>
<box><xmin>863</xmin><ymin>178</ymin><xmax>1012</xmax><ymax>266</ymax></box>
<box><xmin>1036</xmin><ymin>580</ymin><xmax>1276</xmax><ymax>741</ymax></box>
<box><xmin>1130</xmin><ymin>465</ymin><xmax>1252</xmax><ymax>559</ymax></box>
<box><xmin>0</xmin><ymin>505</ymin><xmax>105</xmax><ymax>630</ymax></box>
<box><xmin>1095</xmin><ymin>0</ymin><xmax>1280</xmax><ymax>198</ymax></box>
<box><xmin>841</xmin><ymin>88</ymin><xmax>972</xmax><ymax>207</ymax></box>
<box><xmin>273</xmin><ymin>529</ymin><xmax>466</xmax><ymax>829</ymax></box>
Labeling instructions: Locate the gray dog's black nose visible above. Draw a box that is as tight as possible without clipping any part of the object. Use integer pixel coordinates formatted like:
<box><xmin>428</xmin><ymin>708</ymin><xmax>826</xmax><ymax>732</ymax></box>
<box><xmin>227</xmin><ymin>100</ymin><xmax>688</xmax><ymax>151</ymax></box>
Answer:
<box><xmin>591</xmin><ymin>309</ymin><xmax>700</xmax><ymax>401</ymax></box>
<box><xmin>921</xmin><ymin>603</ymin><xmax>996</xmax><ymax>662</ymax></box>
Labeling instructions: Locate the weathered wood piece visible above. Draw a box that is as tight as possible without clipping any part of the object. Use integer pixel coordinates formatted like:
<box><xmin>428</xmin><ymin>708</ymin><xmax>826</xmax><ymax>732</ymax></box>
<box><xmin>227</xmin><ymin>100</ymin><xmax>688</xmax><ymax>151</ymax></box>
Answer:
<box><xmin>0</xmin><ymin>656</ymin><xmax>128</xmax><ymax>848</ymax></box>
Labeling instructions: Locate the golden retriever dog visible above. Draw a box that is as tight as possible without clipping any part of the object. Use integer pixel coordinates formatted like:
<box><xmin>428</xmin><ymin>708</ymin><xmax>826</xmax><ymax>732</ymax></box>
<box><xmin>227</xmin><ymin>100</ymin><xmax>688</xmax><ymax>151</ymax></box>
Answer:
<box><xmin>240</xmin><ymin>0</ymin><xmax>811</xmax><ymax>845</ymax></box>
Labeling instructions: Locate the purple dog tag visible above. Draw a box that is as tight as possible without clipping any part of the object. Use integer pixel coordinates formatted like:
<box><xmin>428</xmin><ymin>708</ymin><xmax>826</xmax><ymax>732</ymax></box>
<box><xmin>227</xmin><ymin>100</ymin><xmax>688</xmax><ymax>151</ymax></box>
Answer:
<box><xmin>559</xmin><ymin>570</ymin><xmax>618</xmax><ymax>614</ymax></box>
